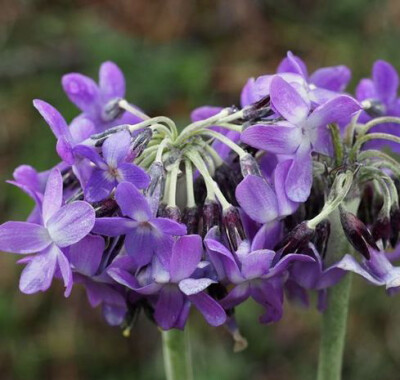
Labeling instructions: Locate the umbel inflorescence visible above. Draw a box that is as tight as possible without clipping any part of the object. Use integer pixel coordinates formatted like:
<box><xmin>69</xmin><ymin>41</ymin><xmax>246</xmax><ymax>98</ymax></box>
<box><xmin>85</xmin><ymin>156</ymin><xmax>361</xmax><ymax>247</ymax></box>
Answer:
<box><xmin>2</xmin><ymin>52</ymin><xmax>400</xmax><ymax>345</ymax></box>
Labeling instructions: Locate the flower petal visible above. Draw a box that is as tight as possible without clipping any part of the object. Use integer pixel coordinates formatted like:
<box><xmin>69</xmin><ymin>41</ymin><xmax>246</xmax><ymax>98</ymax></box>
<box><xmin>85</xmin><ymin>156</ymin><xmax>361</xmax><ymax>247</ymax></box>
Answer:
<box><xmin>33</xmin><ymin>99</ymin><xmax>71</xmax><ymax>140</ymax></box>
<box><xmin>99</xmin><ymin>61</ymin><xmax>126</xmax><ymax>100</ymax></box>
<box><xmin>241</xmin><ymin>122</ymin><xmax>302</xmax><ymax>154</ymax></box>
<box><xmin>240</xmin><ymin>78</ymin><xmax>258</xmax><ymax>107</ymax></box>
<box><xmin>170</xmin><ymin>235</ymin><xmax>203</xmax><ymax>282</ymax></box>
<box><xmin>190</xmin><ymin>106</ymin><xmax>223</xmax><ymax>122</ymax></box>
<box><xmin>154</xmin><ymin>285</ymin><xmax>185</xmax><ymax>330</ymax></box>
<box><xmin>277</xmin><ymin>51</ymin><xmax>308</xmax><ymax>77</ymax></box>
<box><xmin>179</xmin><ymin>278</ymin><xmax>215</xmax><ymax>296</ymax></box>
<box><xmin>115</xmin><ymin>182</ymin><xmax>152</xmax><ymax>221</ymax></box>
<box><xmin>273</xmin><ymin>160</ymin><xmax>299</xmax><ymax>216</ymax></box>
<box><xmin>188</xmin><ymin>291</ymin><xmax>226</xmax><ymax>326</ymax></box>
<box><xmin>0</xmin><ymin>222</ymin><xmax>51</xmax><ymax>254</ymax></box>
<box><xmin>241</xmin><ymin>249</ymin><xmax>275</xmax><ymax>279</ymax></box>
<box><xmin>336</xmin><ymin>254</ymin><xmax>383</xmax><ymax>285</ymax></box>
<box><xmin>270</xmin><ymin>76</ymin><xmax>309</xmax><ymax>124</ymax></box>
<box><xmin>19</xmin><ymin>244</ymin><xmax>59</xmax><ymax>294</ymax></box>
<box><xmin>309</xmin><ymin>65</ymin><xmax>351</xmax><ymax>92</ymax></box>
<box><xmin>62</xmin><ymin>73</ymin><xmax>100</xmax><ymax>114</ymax></box>
<box><xmin>285</xmin><ymin>141</ymin><xmax>313</xmax><ymax>202</ymax></box>
<box><xmin>103</xmin><ymin>130</ymin><xmax>131</xmax><ymax>167</ymax></box>
<box><xmin>47</xmin><ymin>201</ymin><xmax>95</xmax><ymax>247</ymax></box>
<box><xmin>73</xmin><ymin>145</ymin><xmax>106</xmax><ymax>168</ymax></box>
<box><xmin>93</xmin><ymin>217</ymin><xmax>134</xmax><ymax>237</ymax></box>
<box><xmin>42</xmin><ymin>169</ymin><xmax>63</xmax><ymax>225</ymax></box>
<box><xmin>307</xmin><ymin>95</ymin><xmax>361</xmax><ymax>130</ymax></box>
<box><xmin>57</xmin><ymin>250</ymin><xmax>73</xmax><ymax>297</ymax></box>
<box><xmin>124</xmin><ymin>226</ymin><xmax>155</xmax><ymax>267</ymax></box>
<box><xmin>373</xmin><ymin>60</ymin><xmax>399</xmax><ymax>104</ymax></box>
<box><xmin>85</xmin><ymin>168</ymin><xmax>115</xmax><ymax>202</ymax></box>
<box><xmin>219</xmin><ymin>283</ymin><xmax>250</xmax><ymax>309</ymax></box>
<box><xmin>118</xmin><ymin>163</ymin><xmax>150</xmax><ymax>189</ymax></box>
<box><xmin>356</xmin><ymin>78</ymin><xmax>376</xmax><ymax>101</ymax></box>
<box><xmin>151</xmin><ymin>218</ymin><xmax>187</xmax><ymax>236</ymax></box>
<box><xmin>236</xmin><ymin>175</ymin><xmax>279</xmax><ymax>224</ymax></box>
<box><xmin>69</xmin><ymin>235</ymin><xmax>105</xmax><ymax>276</ymax></box>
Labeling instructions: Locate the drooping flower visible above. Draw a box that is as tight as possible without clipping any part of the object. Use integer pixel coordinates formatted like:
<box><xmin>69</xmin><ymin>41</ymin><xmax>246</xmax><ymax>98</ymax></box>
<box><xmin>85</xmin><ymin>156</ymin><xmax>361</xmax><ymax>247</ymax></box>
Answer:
<box><xmin>0</xmin><ymin>169</ymin><xmax>95</xmax><ymax>295</ymax></box>
<box><xmin>93</xmin><ymin>182</ymin><xmax>186</xmax><ymax>267</ymax></box>
<box><xmin>74</xmin><ymin>130</ymin><xmax>150</xmax><ymax>202</ymax></box>
<box><xmin>337</xmin><ymin>248</ymin><xmax>400</xmax><ymax>295</ymax></box>
<box><xmin>205</xmin><ymin>227</ymin><xmax>314</xmax><ymax>324</ymax></box>
<box><xmin>108</xmin><ymin>234</ymin><xmax>226</xmax><ymax>330</ymax></box>
<box><xmin>241</xmin><ymin>76</ymin><xmax>360</xmax><ymax>202</ymax></box>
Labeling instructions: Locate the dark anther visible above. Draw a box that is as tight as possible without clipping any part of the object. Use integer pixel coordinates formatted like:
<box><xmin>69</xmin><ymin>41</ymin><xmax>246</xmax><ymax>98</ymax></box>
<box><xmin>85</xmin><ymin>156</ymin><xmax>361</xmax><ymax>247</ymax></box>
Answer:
<box><xmin>363</xmin><ymin>99</ymin><xmax>386</xmax><ymax>118</ymax></box>
<box><xmin>94</xmin><ymin>198</ymin><xmax>119</xmax><ymax>218</ymax></box>
<box><xmin>130</xmin><ymin>128</ymin><xmax>153</xmax><ymax>159</ymax></box>
<box><xmin>162</xmin><ymin>206</ymin><xmax>181</xmax><ymax>223</ymax></box>
<box><xmin>390</xmin><ymin>207</ymin><xmax>400</xmax><ymax>248</ymax></box>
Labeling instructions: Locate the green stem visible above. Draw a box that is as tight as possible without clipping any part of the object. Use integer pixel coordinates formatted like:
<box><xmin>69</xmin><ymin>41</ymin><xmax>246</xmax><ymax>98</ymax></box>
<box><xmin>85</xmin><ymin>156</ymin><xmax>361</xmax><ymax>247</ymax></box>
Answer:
<box><xmin>317</xmin><ymin>200</ymin><xmax>358</xmax><ymax>380</ymax></box>
<box><xmin>317</xmin><ymin>275</ymin><xmax>352</xmax><ymax>380</ymax></box>
<box><xmin>162</xmin><ymin>329</ymin><xmax>193</xmax><ymax>380</ymax></box>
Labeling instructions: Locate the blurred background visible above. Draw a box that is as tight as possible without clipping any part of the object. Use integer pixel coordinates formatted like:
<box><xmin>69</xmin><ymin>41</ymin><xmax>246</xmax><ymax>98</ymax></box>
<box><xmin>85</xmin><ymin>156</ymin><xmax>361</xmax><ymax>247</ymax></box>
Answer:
<box><xmin>1</xmin><ymin>0</ymin><xmax>400</xmax><ymax>379</ymax></box>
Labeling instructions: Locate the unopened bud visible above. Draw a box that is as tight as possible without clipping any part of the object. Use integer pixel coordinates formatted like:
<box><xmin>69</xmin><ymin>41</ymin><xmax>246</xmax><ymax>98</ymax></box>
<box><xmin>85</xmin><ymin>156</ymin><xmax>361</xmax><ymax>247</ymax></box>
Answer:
<box><xmin>274</xmin><ymin>221</ymin><xmax>315</xmax><ymax>254</ymax></box>
<box><xmin>145</xmin><ymin>162</ymin><xmax>165</xmax><ymax>213</ymax></box>
<box><xmin>390</xmin><ymin>207</ymin><xmax>400</xmax><ymax>248</ymax></box>
<box><xmin>239</xmin><ymin>153</ymin><xmax>262</xmax><ymax>178</ymax></box>
<box><xmin>201</xmin><ymin>200</ymin><xmax>222</xmax><ymax>237</ymax></box>
<box><xmin>222</xmin><ymin>206</ymin><xmax>246</xmax><ymax>252</ymax></box>
<box><xmin>129</xmin><ymin>128</ymin><xmax>153</xmax><ymax>159</ymax></box>
<box><xmin>214</xmin><ymin>164</ymin><xmax>241</xmax><ymax>206</ymax></box>
<box><xmin>243</xmin><ymin>95</ymin><xmax>273</xmax><ymax>121</ymax></box>
<box><xmin>372</xmin><ymin>215</ymin><xmax>391</xmax><ymax>248</ymax></box>
<box><xmin>182</xmin><ymin>206</ymin><xmax>200</xmax><ymax>234</ymax></box>
<box><xmin>340</xmin><ymin>207</ymin><xmax>379</xmax><ymax>259</ymax></box>
<box><xmin>362</xmin><ymin>99</ymin><xmax>386</xmax><ymax>118</ymax></box>
<box><xmin>102</xmin><ymin>98</ymin><xmax>124</xmax><ymax>122</ymax></box>
<box><xmin>162</xmin><ymin>206</ymin><xmax>181</xmax><ymax>223</ymax></box>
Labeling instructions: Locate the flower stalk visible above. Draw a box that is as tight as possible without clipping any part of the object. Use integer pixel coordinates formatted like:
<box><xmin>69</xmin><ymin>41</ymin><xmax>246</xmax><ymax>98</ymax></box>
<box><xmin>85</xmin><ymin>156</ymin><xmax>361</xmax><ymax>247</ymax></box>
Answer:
<box><xmin>162</xmin><ymin>329</ymin><xmax>194</xmax><ymax>380</ymax></box>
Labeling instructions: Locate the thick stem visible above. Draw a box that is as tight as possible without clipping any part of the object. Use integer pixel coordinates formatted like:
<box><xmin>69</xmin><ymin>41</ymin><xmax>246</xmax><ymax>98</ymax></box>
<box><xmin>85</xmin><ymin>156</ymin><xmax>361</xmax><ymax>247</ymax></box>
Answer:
<box><xmin>316</xmin><ymin>275</ymin><xmax>352</xmax><ymax>380</ymax></box>
<box><xmin>316</xmin><ymin>201</ymin><xmax>357</xmax><ymax>380</ymax></box>
<box><xmin>162</xmin><ymin>329</ymin><xmax>193</xmax><ymax>380</ymax></box>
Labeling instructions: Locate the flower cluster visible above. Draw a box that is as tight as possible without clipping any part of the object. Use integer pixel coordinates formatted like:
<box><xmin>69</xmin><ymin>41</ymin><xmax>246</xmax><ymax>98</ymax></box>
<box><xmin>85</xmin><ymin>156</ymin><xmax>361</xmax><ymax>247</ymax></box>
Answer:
<box><xmin>2</xmin><ymin>55</ymin><xmax>400</xmax><ymax>343</ymax></box>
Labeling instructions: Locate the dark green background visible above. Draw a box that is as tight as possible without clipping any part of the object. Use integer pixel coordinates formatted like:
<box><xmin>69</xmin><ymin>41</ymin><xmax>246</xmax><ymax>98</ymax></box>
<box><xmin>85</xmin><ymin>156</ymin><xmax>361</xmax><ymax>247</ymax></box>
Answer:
<box><xmin>1</xmin><ymin>1</ymin><xmax>400</xmax><ymax>379</ymax></box>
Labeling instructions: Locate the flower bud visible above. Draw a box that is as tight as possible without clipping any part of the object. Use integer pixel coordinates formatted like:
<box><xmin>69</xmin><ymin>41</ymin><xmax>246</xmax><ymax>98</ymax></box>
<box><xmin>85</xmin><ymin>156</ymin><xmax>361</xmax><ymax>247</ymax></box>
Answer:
<box><xmin>129</xmin><ymin>128</ymin><xmax>153</xmax><ymax>159</ymax></box>
<box><xmin>201</xmin><ymin>200</ymin><xmax>222</xmax><ymax>237</ymax></box>
<box><xmin>239</xmin><ymin>153</ymin><xmax>262</xmax><ymax>178</ymax></box>
<box><xmin>182</xmin><ymin>206</ymin><xmax>200</xmax><ymax>234</ymax></box>
<box><xmin>313</xmin><ymin>220</ymin><xmax>331</xmax><ymax>259</ymax></box>
<box><xmin>102</xmin><ymin>97</ymin><xmax>124</xmax><ymax>122</ymax></box>
<box><xmin>91</xmin><ymin>124</ymin><xmax>131</xmax><ymax>147</ymax></box>
<box><xmin>243</xmin><ymin>95</ymin><xmax>273</xmax><ymax>122</ymax></box>
<box><xmin>339</xmin><ymin>207</ymin><xmax>379</xmax><ymax>259</ymax></box>
<box><xmin>145</xmin><ymin>161</ymin><xmax>165</xmax><ymax>212</ymax></box>
<box><xmin>361</xmin><ymin>99</ymin><xmax>386</xmax><ymax>118</ymax></box>
<box><xmin>275</xmin><ymin>221</ymin><xmax>315</xmax><ymax>254</ymax></box>
<box><xmin>222</xmin><ymin>206</ymin><xmax>246</xmax><ymax>252</ymax></box>
<box><xmin>214</xmin><ymin>164</ymin><xmax>241</xmax><ymax>206</ymax></box>
<box><xmin>372</xmin><ymin>216</ymin><xmax>391</xmax><ymax>248</ymax></box>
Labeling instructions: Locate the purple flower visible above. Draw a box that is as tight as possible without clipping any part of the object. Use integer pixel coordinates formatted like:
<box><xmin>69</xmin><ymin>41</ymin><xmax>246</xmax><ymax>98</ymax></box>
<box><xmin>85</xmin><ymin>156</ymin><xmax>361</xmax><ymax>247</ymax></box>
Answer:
<box><xmin>287</xmin><ymin>244</ymin><xmax>347</xmax><ymax>311</ymax></box>
<box><xmin>356</xmin><ymin>60</ymin><xmax>400</xmax><ymax>152</ymax></box>
<box><xmin>33</xmin><ymin>99</ymin><xmax>96</xmax><ymax>164</ymax></box>
<box><xmin>205</xmin><ymin>227</ymin><xmax>314</xmax><ymax>324</ymax></box>
<box><xmin>68</xmin><ymin>235</ymin><xmax>128</xmax><ymax>325</ymax></box>
<box><xmin>74</xmin><ymin>130</ymin><xmax>150</xmax><ymax>202</ymax></box>
<box><xmin>108</xmin><ymin>235</ymin><xmax>227</xmax><ymax>330</ymax></box>
<box><xmin>241</xmin><ymin>76</ymin><xmax>360</xmax><ymax>202</ymax></box>
<box><xmin>62</xmin><ymin>61</ymin><xmax>142</xmax><ymax>131</ymax></box>
<box><xmin>0</xmin><ymin>169</ymin><xmax>95</xmax><ymax>296</ymax></box>
<box><xmin>337</xmin><ymin>248</ymin><xmax>400</xmax><ymax>295</ymax></box>
<box><xmin>93</xmin><ymin>182</ymin><xmax>187</xmax><ymax>267</ymax></box>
